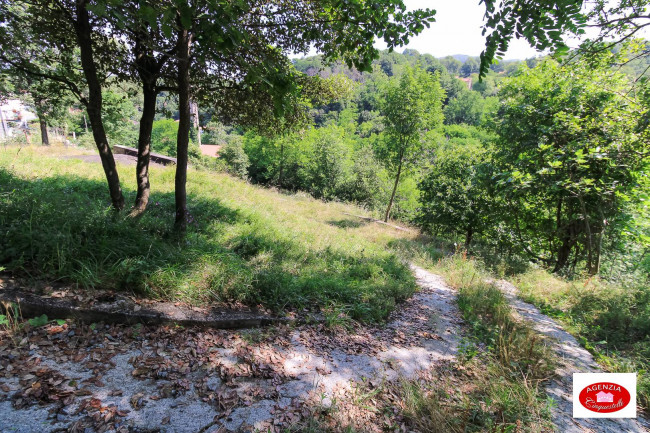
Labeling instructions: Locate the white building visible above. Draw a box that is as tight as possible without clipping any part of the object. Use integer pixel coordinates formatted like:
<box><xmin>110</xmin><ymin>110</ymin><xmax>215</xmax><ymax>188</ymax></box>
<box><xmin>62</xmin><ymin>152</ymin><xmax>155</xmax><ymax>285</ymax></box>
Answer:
<box><xmin>0</xmin><ymin>99</ymin><xmax>38</xmax><ymax>139</ymax></box>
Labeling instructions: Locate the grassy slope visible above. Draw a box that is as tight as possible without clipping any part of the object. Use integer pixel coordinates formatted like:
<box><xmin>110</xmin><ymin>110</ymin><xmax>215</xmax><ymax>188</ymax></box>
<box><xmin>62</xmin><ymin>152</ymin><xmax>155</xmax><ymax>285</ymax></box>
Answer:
<box><xmin>0</xmin><ymin>146</ymin><xmax>420</xmax><ymax>322</ymax></box>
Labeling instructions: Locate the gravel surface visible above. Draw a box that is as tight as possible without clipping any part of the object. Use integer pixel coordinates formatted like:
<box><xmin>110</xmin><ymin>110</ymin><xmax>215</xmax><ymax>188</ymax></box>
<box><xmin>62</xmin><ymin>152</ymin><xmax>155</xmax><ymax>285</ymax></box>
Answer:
<box><xmin>0</xmin><ymin>266</ymin><xmax>462</xmax><ymax>433</ymax></box>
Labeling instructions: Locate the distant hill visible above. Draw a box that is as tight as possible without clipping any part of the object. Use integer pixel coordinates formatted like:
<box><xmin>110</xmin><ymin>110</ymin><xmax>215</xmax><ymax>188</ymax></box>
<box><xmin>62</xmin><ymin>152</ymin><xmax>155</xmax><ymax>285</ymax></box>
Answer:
<box><xmin>451</xmin><ymin>54</ymin><xmax>471</xmax><ymax>63</ymax></box>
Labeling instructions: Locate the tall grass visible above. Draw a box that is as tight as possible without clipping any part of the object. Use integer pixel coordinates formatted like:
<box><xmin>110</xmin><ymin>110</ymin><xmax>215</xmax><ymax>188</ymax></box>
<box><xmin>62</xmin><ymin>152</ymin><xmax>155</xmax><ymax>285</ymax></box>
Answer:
<box><xmin>514</xmin><ymin>269</ymin><xmax>650</xmax><ymax>411</ymax></box>
<box><xmin>396</xmin><ymin>254</ymin><xmax>555</xmax><ymax>432</ymax></box>
<box><xmin>0</xmin><ymin>146</ymin><xmax>420</xmax><ymax>323</ymax></box>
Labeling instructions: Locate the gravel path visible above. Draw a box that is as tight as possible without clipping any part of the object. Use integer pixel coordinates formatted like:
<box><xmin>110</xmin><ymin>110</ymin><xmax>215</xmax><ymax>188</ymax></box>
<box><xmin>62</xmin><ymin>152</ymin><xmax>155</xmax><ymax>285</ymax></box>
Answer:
<box><xmin>497</xmin><ymin>280</ymin><xmax>649</xmax><ymax>433</ymax></box>
<box><xmin>0</xmin><ymin>266</ymin><xmax>462</xmax><ymax>433</ymax></box>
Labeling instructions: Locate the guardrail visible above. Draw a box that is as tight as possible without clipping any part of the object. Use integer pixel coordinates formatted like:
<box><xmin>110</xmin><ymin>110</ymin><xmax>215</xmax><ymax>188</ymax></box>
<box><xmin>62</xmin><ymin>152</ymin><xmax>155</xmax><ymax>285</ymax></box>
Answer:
<box><xmin>113</xmin><ymin>144</ymin><xmax>177</xmax><ymax>166</ymax></box>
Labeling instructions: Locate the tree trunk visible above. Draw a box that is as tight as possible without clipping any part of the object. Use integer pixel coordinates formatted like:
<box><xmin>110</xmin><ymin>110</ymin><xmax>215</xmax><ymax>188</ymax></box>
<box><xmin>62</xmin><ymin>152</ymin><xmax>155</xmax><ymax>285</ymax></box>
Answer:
<box><xmin>384</xmin><ymin>151</ymin><xmax>404</xmax><ymax>223</ymax></box>
<box><xmin>174</xmin><ymin>23</ymin><xmax>192</xmax><ymax>231</ymax></box>
<box><xmin>0</xmin><ymin>108</ymin><xmax>8</xmax><ymax>140</ymax></box>
<box><xmin>553</xmin><ymin>233</ymin><xmax>573</xmax><ymax>273</ymax></box>
<box><xmin>38</xmin><ymin>118</ymin><xmax>49</xmax><ymax>145</ymax></box>
<box><xmin>73</xmin><ymin>0</ymin><xmax>124</xmax><ymax>210</ymax></box>
<box><xmin>133</xmin><ymin>83</ymin><xmax>157</xmax><ymax>214</ymax></box>
<box><xmin>191</xmin><ymin>101</ymin><xmax>201</xmax><ymax>146</ymax></box>
<box><xmin>278</xmin><ymin>141</ymin><xmax>285</xmax><ymax>188</ymax></box>
<box><xmin>578</xmin><ymin>195</ymin><xmax>595</xmax><ymax>275</ymax></box>
<box><xmin>464</xmin><ymin>227</ymin><xmax>473</xmax><ymax>251</ymax></box>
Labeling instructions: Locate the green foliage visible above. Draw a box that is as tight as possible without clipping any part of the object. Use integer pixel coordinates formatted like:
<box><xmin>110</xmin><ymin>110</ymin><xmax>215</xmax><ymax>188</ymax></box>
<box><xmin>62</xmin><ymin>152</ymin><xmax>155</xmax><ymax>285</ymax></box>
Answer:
<box><xmin>493</xmin><ymin>58</ymin><xmax>649</xmax><ymax>274</ymax></box>
<box><xmin>102</xmin><ymin>89</ymin><xmax>138</xmax><ymax>146</ymax></box>
<box><xmin>379</xmin><ymin>65</ymin><xmax>444</xmax><ymax>169</ymax></box>
<box><xmin>151</xmin><ymin>119</ymin><xmax>179</xmax><ymax>157</ymax></box>
<box><xmin>479</xmin><ymin>0</ymin><xmax>585</xmax><ymax>78</ymax></box>
<box><xmin>443</xmin><ymin>91</ymin><xmax>497</xmax><ymax>126</ymax></box>
<box><xmin>379</xmin><ymin>65</ymin><xmax>445</xmax><ymax>220</ymax></box>
<box><xmin>219</xmin><ymin>136</ymin><xmax>250</xmax><ymax>179</ymax></box>
<box><xmin>27</xmin><ymin>314</ymin><xmax>48</xmax><ymax>327</ymax></box>
<box><xmin>304</xmin><ymin>126</ymin><xmax>354</xmax><ymax>200</ymax></box>
<box><xmin>418</xmin><ymin>126</ymin><xmax>494</xmax><ymax>247</ymax></box>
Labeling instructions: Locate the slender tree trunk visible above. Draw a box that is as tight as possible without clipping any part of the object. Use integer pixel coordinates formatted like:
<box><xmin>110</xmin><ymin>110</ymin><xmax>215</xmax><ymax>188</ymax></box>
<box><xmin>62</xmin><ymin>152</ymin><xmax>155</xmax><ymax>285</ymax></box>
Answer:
<box><xmin>593</xmin><ymin>206</ymin><xmax>607</xmax><ymax>275</ymax></box>
<box><xmin>174</xmin><ymin>24</ymin><xmax>192</xmax><ymax>230</ymax></box>
<box><xmin>553</xmin><ymin>230</ymin><xmax>574</xmax><ymax>273</ymax></box>
<box><xmin>191</xmin><ymin>101</ymin><xmax>201</xmax><ymax>146</ymax></box>
<box><xmin>73</xmin><ymin>0</ymin><xmax>124</xmax><ymax>210</ymax></box>
<box><xmin>278</xmin><ymin>141</ymin><xmax>285</xmax><ymax>188</ymax></box>
<box><xmin>384</xmin><ymin>151</ymin><xmax>404</xmax><ymax>223</ymax></box>
<box><xmin>578</xmin><ymin>195</ymin><xmax>595</xmax><ymax>275</ymax></box>
<box><xmin>38</xmin><ymin>118</ymin><xmax>49</xmax><ymax>145</ymax></box>
<box><xmin>0</xmin><ymin>108</ymin><xmax>8</xmax><ymax>139</ymax></box>
<box><xmin>133</xmin><ymin>83</ymin><xmax>157</xmax><ymax>214</ymax></box>
<box><xmin>464</xmin><ymin>227</ymin><xmax>473</xmax><ymax>251</ymax></box>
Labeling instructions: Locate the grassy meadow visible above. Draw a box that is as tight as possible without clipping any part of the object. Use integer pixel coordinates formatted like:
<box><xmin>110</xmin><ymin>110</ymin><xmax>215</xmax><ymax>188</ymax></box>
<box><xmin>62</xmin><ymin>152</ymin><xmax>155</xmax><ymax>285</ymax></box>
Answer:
<box><xmin>0</xmin><ymin>145</ymin><xmax>422</xmax><ymax>323</ymax></box>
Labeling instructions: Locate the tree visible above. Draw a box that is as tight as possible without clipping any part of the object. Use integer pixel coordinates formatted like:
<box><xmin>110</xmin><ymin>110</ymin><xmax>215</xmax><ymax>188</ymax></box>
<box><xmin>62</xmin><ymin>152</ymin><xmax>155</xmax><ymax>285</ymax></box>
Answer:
<box><xmin>441</xmin><ymin>56</ymin><xmax>462</xmax><ymax>75</ymax></box>
<box><xmin>479</xmin><ymin>0</ymin><xmax>585</xmax><ymax>77</ymax></box>
<box><xmin>379</xmin><ymin>65</ymin><xmax>444</xmax><ymax>222</ymax></box>
<box><xmin>444</xmin><ymin>91</ymin><xmax>497</xmax><ymax>126</ymax></box>
<box><xmin>418</xmin><ymin>129</ymin><xmax>494</xmax><ymax>249</ymax></box>
<box><xmin>478</xmin><ymin>0</ymin><xmax>650</xmax><ymax>79</ymax></box>
<box><xmin>460</xmin><ymin>57</ymin><xmax>480</xmax><ymax>77</ymax></box>
<box><xmin>9</xmin><ymin>70</ymin><xmax>70</xmax><ymax>145</ymax></box>
<box><xmin>137</xmin><ymin>0</ymin><xmax>437</xmax><ymax>226</ymax></box>
<box><xmin>493</xmin><ymin>58</ymin><xmax>649</xmax><ymax>274</ymax></box>
<box><xmin>0</xmin><ymin>0</ymin><xmax>126</xmax><ymax>209</ymax></box>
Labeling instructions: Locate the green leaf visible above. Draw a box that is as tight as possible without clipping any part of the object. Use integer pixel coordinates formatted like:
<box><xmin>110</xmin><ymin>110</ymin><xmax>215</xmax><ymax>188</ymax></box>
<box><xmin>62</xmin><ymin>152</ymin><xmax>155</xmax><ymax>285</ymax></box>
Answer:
<box><xmin>28</xmin><ymin>314</ymin><xmax>48</xmax><ymax>327</ymax></box>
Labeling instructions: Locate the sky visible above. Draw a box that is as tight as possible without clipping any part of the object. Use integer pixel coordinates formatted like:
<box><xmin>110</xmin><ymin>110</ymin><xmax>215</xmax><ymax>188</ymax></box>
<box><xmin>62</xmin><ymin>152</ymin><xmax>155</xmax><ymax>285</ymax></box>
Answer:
<box><xmin>388</xmin><ymin>0</ymin><xmax>650</xmax><ymax>60</ymax></box>
<box><xmin>376</xmin><ymin>0</ymin><xmax>543</xmax><ymax>60</ymax></box>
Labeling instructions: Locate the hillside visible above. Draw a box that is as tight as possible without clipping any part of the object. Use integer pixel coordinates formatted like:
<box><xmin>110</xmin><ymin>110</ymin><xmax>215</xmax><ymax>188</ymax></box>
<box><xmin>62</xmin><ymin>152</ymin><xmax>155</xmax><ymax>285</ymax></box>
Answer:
<box><xmin>0</xmin><ymin>146</ymin><xmax>431</xmax><ymax>323</ymax></box>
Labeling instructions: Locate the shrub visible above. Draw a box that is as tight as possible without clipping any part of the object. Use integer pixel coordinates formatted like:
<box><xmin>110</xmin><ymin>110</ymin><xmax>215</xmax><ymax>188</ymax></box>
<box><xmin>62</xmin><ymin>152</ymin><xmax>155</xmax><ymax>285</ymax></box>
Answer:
<box><xmin>219</xmin><ymin>136</ymin><xmax>249</xmax><ymax>179</ymax></box>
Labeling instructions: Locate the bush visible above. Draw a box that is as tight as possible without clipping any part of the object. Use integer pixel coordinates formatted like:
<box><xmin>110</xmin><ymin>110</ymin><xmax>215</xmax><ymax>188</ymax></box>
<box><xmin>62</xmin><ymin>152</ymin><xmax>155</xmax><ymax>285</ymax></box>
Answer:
<box><xmin>219</xmin><ymin>136</ymin><xmax>249</xmax><ymax>179</ymax></box>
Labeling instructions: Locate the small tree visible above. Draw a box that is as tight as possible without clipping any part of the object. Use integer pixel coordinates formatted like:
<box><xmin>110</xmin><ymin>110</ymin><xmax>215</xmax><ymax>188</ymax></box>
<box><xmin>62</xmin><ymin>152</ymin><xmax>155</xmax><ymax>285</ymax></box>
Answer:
<box><xmin>494</xmin><ymin>57</ymin><xmax>649</xmax><ymax>274</ymax></box>
<box><xmin>379</xmin><ymin>66</ymin><xmax>444</xmax><ymax>222</ymax></box>
<box><xmin>418</xmin><ymin>128</ymin><xmax>494</xmax><ymax>249</ymax></box>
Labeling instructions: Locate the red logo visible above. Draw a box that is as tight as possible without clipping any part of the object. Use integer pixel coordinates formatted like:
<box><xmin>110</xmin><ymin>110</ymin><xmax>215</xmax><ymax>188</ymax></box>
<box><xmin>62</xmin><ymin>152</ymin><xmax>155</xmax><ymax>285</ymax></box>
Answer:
<box><xmin>578</xmin><ymin>382</ymin><xmax>631</xmax><ymax>413</ymax></box>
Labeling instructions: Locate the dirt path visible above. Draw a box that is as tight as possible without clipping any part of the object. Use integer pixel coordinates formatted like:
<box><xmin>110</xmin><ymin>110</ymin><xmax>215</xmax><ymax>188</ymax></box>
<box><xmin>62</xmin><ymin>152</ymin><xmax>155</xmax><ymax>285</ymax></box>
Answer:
<box><xmin>497</xmin><ymin>280</ymin><xmax>649</xmax><ymax>433</ymax></box>
<box><xmin>0</xmin><ymin>266</ymin><xmax>462</xmax><ymax>433</ymax></box>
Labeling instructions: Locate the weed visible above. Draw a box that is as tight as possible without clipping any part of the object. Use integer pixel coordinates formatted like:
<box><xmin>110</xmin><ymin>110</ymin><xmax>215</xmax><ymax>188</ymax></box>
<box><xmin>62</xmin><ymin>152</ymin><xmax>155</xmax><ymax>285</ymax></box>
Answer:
<box><xmin>0</xmin><ymin>301</ymin><xmax>21</xmax><ymax>333</ymax></box>
<box><xmin>394</xmin><ymin>253</ymin><xmax>555</xmax><ymax>432</ymax></box>
<box><xmin>514</xmin><ymin>269</ymin><xmax>650</xmax><ymax>412</ymax></box>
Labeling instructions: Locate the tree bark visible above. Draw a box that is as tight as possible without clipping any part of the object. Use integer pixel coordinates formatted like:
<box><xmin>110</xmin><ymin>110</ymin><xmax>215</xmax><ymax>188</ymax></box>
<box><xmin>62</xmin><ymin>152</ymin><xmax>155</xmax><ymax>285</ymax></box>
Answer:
<box><xmin>174</xmin><ymin>23</ymin><xmax>192</xmax><ymax>231</ymax></box>
<box><xmin>553</xmin><ymin>226</ymin><xmax>575</xmax><ymax>273</ymax></box>
<box><xmin>38</xmin><ymin>118</ymin><xmax>49</xmax><ymax>145</ymax></box>
<box><xmin>384</xmin><ymin>150</ymin><xmax>404</xmax><ymax>223</ymax></box>
<box><xmin>464</xmin><ymin>227</ymin><xmax>473</xmax><ymax>251</ymax></box>
<box><xmin>578</xmin><ymin>195</ymin><xmax>595</xmax><ymax>275</ymax></box>
<box><xmin>278</xmin><ymin>141</ymin><xmax>285</xmax><ymax>188</ymax></box>
<box><xmin>191</xmin><ymin>101</ymin><xmax>201</xmax><ymax>146</ymax></box>
<box><xmin>73</xmin><ymin>0</ymin><xmax>124</xmax><ymax>210</ymax></box>
<box><xmin>133</xmin><ymin>82</ymin><xmax>156</xmax><ymax>214</ymax></box>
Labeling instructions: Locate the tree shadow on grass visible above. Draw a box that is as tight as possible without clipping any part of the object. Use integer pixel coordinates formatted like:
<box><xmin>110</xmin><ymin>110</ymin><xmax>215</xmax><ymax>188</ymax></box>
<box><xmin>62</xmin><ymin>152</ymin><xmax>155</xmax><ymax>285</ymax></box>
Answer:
<box><xmin>326</xmin><ymin>219</ymin><xmax>369</xmax><ymax>229</ymax></box>
<box><xmin>0</xmin><ymin>169</ymin><xmax>416</xmax><ymax>323</ymax></box>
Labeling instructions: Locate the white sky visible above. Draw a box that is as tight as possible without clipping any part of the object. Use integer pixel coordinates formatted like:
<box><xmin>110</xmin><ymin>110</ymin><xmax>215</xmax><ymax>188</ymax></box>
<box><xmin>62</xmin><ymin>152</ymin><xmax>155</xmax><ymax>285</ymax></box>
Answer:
<box><xmin>294</xmin><ymin>0</ymin><xmax>650</xmax><ymax>61</ymax></box>
<box><xmin>379</xmin><ymin>0</ymin><xmax>544</xmax><ymax>60</ymax></box>
<box><xmin>378</xmin><ymin>0</ymin><xmax>650</xmax><ymax>60</ymax></box>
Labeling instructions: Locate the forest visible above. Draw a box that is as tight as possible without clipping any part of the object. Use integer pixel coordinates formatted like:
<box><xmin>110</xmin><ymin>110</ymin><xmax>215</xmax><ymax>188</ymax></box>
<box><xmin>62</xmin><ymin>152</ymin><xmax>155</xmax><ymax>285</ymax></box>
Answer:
<box><xmin>0</xmin><ymin>0</ymin><xmax>649</xmax><ymax>432</ymax></box>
